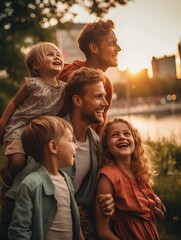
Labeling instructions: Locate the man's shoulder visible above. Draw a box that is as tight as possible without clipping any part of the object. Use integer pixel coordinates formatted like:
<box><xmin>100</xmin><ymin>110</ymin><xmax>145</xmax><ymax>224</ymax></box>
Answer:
<box><xmin>58</xmin><ymin>60</ymin><xmax>86</xmax><ymax>82</ymax></box>
<box><xmin>65</xmin><ymin>60</ymin><xmax>86</xmax><ymax>68</ymax></box>
<box><xmin>87</xmin><ymin>127</ymin><xmax>100</xmax><ymax>144</ymax></box>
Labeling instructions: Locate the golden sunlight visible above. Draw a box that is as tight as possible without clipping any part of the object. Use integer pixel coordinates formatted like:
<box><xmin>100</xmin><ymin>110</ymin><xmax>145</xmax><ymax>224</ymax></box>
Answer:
<box><xmin>118</xmin><ymin>54</ymin><xmax>149</xmax><ymax>75</ymax></box>
<box><xmin>127</xmin><ymin>66</ymin><xmax>141</xmax><ymax>74</ymax></box>
<box><xmin>118</xmin><ymin>61</ymin><xmax>144</xmax><ymax>75</ymax></box>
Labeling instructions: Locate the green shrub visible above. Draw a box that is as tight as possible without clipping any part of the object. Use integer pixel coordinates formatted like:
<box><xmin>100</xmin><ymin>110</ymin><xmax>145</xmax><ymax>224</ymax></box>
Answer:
<box><xmin>154</xmin><ymin>174</ymin><xmax>181</xmax><ymax>240</ymax></box>
<box><xmin>146</xmin><ymin>135</ymin><xmax>181</xmax><ymax>175</ymax></box>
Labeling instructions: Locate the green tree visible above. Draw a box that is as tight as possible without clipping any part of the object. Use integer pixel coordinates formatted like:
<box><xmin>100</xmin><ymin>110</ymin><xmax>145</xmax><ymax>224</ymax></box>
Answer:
<box><xmin>0</xmin><ymin>0</ymin><xmax>130</xmax><ymax>82</ymax></box>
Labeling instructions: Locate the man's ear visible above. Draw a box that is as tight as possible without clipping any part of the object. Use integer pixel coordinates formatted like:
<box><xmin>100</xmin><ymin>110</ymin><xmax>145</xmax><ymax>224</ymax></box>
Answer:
<box><xmin>72</xmin><ymin>95</ymin><xmax>82</xmax><ymax>107</ymax></box>
<box><xmin>48</xmin><ymin>140</ymin><xmax>57</xmax><ymax>154</ymax></box>
<box><xmin>89</xmin><ymin>43</ymin><xmax>98</xmax><ymax>54</ymax></box>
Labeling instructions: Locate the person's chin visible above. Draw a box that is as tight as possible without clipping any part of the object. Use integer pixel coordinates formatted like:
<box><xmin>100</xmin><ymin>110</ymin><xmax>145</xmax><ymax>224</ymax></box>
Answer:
<box><xmin>67</xmin><ymin>162</ymin><xmax>74</xmax><ymax>167</ymax></box>
<box><xmin>66</xmin><ymin>158</ymin><xmax>74</xmax><ymax>167</ymax></box>
<box><xmin>96</xmin><ymin>116</ymin><xmax>104</xmax><ymax>123</ymax></box>
<box><xmin>112</xmin><ymin>62</ymin><xmax>118</xmax><ymax>67</ymax></box>
<box><xmin>90</xmin><ymin>113</ymin><xmax>104</xmax><ymax>124</ymax></box>
<box><xmin>110</xmin><ymin>58</ymin><xmax>118</xmax><ymax>66</ymax></box>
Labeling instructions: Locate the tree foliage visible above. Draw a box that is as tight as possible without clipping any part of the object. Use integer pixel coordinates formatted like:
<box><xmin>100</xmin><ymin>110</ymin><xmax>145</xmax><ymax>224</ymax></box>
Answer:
<box><xmin>0</xmin><ymin>0</ymin><xmax>130</xmax><ymax>82</ymax></box>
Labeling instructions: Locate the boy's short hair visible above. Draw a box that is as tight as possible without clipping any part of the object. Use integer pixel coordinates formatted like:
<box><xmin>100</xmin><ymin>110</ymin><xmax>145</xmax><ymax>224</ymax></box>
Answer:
<box><xmin>25</xmin><ymin>41</ymin><xmax>62</xmax><ymax>77</ymax></box>
<box><xmin>78</xmin><ymin>19</ymin><xmax>115</xmax><ymax>58</ymax></box>
<box><xmin>64</xmin><ymin>67</ymin><xmax>106</xmax><ymax>109</ymax></box>
<box><xmin>21</xmin><ymin>115</ymin><xmax>72</xmax><ymax>162</ymax></box>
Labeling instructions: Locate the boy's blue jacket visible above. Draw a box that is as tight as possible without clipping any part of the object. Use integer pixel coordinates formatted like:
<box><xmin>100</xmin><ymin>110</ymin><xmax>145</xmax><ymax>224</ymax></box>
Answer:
<box><xmin>8</xmin><ymin>165</ymin><xmax>80</xmax><ymax>240</ymax></box>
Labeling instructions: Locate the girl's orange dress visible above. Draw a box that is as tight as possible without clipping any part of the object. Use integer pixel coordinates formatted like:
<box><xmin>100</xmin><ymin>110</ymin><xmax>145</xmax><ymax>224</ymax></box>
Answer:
<box><xmin>98</xmin><ymin>165</ymin><xmax>160</xmax><ymax>240</ymax></box>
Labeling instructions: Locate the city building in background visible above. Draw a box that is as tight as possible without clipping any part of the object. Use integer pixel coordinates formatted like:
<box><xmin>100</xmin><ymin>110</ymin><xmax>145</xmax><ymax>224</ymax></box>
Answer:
<box><xmin>56</xmin><ymin>22</ymin><xmax>85</xmax><ymax>63</ymax></box>
<box><xmin>151</xmin><ymin>55</ymin><xmax>177</xmax><ymax>80</ymax></box>
<box><xmin>178</xmin><ymin>41</ymin><xmax>181</xmax><ymax>76</ymax></box>
<box><xmin>178</xmin><ymin>42</ymin><xmax>181</xmax><ymax>61</ymax></box>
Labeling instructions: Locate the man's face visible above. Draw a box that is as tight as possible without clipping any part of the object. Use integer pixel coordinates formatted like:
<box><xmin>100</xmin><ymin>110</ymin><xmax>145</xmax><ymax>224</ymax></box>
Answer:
<box><xmin>79</xmin><ymin>81</ymin><xmax>108</xmax><ymax>124</ymax></box>
<box><xmin>96</xmin><ymin>30</ymin><xmax>121</xmax><ymax>70</ymax></box>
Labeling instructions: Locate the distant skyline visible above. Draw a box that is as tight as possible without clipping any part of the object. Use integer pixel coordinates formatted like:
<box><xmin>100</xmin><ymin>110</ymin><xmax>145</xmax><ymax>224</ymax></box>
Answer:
<box><xmin>72</xmin><ymin>0</ymin><xmax>181</xmax><ymax>75</ymax></box>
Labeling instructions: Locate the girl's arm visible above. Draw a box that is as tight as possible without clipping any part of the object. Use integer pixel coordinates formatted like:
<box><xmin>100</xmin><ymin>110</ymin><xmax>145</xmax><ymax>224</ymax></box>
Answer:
<box><xmin>0</xmin><ymin>83</ymin><xmax>29</xmax><ymax>143</ymax></box>
<box><xmin>95</xmin><ymin>174</ymin><xmax>119</xmax><ymax>240</ymax></box>
<box><xmin>79</xmin><ymin>227</ymin><xmax>85</xmax><ymax>240</ymax></box>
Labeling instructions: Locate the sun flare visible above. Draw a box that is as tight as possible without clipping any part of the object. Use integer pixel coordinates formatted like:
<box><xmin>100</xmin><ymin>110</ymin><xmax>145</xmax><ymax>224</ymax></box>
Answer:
<box><xmin>127</xmin><ymin>66</ymin><xmax>141</xmax><ymax>74</ymax></box>
<box><xmin>118</xmin><ymin>62</ymin><xmax>143</xmax><ymax>74</ymax></box>
<box><xmin>117</xmin><ymin>54</ymin><xmax>151</xmax><ymax>75</ymax></box>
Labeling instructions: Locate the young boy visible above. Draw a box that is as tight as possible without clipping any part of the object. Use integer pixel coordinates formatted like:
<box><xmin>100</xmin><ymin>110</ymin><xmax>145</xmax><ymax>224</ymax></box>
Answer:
<box><xmin>8</xmin><ymin>115</ymin><xmax>84</xmax><ymax>240</ymax></box>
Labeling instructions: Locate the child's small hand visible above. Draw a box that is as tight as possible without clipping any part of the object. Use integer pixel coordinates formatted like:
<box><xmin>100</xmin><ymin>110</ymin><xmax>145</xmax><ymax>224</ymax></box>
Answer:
<box><xmin>97</xmin><ymin>193</ymin><xmax>115</xmax><ymax>216</ymax></box>
<box><xmin>154</xmin><ymin>195</ymin><xmax>166</xmax><ymax>220</ymax></box>
<box><xmin>153</xmin><ymin>206</ymin><xmax>165</xmax><ymax>220</ymax></box>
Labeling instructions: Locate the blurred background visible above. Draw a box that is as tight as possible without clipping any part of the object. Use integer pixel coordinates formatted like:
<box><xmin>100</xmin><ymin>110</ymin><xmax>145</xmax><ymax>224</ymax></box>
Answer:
<box><xmin>0</xmin><ymin>0</ymin><xmax>181</xmax><ymax>239</ymax></box>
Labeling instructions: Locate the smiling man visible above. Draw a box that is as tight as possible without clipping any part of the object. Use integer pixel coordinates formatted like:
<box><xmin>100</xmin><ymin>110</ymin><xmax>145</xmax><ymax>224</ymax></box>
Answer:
<box><xmin>61</xmin><ymin>67</ymin><xmax>113</xmax><ymax>239</ymax></box>
<box><xmin>58</xmin><ymin>19</ymin><xmax>121</xmax><ymax>135</ymax></box>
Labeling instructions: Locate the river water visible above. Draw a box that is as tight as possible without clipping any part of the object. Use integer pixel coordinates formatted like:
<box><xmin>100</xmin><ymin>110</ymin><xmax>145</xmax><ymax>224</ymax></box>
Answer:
<box><xmin>108</xmin><ymin>112</ymin><xmax>181</xmax><ymax>143</ymax></box>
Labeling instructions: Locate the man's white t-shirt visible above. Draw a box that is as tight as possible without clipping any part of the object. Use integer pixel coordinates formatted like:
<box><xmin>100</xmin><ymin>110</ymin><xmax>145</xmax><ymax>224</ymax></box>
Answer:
<box><xmin>73</xmin><ymin>135</ymin><xmax>91</xmax><ymax>194</ymax></box>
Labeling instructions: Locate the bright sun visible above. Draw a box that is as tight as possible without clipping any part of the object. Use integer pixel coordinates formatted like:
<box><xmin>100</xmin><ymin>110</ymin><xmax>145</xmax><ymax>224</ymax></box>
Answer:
<box><xmin>118</xmin><ymin>55</ymin><xmax>150</xmax><ymax>75</ymax></box>
<box><xmin>118</xmin><ymin>62</ymin><xmax>143</xmax><ymax>74</ymax></box>
<box><xmin>127</xmin><ymin>66</ymin><xmax>141</xmax><ymax>74</ymax></box>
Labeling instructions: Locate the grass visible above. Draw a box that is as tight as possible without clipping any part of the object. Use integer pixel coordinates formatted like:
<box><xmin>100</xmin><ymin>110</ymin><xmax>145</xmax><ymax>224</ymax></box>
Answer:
<box><xmin>154</xmin><ymin>174</ymin><xmax>181</xmax><ymax>240</ymax></box>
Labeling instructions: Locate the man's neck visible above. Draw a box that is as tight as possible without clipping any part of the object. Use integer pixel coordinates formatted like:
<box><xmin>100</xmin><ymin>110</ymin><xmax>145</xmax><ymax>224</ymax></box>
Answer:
<box><xmin>85</xmin><ymin>59</ymin><xmax>107</xmax><ymax>72</ymax></box>
<box><xmin>70</xmin><ymin>112</ymin><xmax>89</xmax><ymax>142</ymax></box>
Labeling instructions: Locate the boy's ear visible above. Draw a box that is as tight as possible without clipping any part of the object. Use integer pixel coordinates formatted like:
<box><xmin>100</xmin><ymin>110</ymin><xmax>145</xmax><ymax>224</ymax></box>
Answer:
<box><xmin>48</xmin><ymin>140</ymin><xmax>57</xmax><ymax>154</ymax></box>
<box><xmin>72</xmin><ymin>95</ymin><xmax>82</xmax><ymax>107</ymax></box>
<box><xmin>89</xmin><ymin>43</ymin><xmax>98</xmax><ymax>54</ymax></box>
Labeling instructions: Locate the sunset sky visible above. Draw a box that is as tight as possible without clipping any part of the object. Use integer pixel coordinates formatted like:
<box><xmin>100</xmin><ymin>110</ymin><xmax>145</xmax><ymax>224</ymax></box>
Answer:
<box><xmin>73</xmin><ymin>0</ymin><xmax>181</xmax><ymax>74</ymax></box>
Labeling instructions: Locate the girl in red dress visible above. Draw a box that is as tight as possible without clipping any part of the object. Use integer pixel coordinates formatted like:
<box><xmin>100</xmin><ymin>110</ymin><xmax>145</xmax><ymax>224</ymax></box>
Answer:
<box><xmin>95</xmin><ymin>117</ymin><xmax>166</xmax><ymax>240</ymax></box>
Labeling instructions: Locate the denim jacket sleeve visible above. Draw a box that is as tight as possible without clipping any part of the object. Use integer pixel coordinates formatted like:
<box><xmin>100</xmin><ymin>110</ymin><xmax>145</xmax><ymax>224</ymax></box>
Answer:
<box><xmin>8</xmin><ymin>182</ymin><xmax>34</xmax><ymax>240</ymax></box>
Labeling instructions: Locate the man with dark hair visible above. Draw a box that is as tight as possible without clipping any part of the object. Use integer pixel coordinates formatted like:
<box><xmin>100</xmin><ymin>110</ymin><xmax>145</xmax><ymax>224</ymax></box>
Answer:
<box><xmin>62</xmin><ymin>67</ymin><xmax>113</xmax><ymax>240</ymax></box>
<box><xmin>58</xmin><ymin>19</ymin><xmax>121</xmax><ymax>135</ymax></box>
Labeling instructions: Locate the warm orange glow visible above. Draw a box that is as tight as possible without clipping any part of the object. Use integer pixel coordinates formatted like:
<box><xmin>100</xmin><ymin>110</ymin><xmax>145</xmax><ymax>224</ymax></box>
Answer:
<box><xmin>118</xmin><ymin>55</ymin><xmax>149</xmax><ymax>75</ymax></box>
<box><xmin>171</xmin><ymin>94</ymin><xmax>177</xmax><ymax>101</ymax></box>
<box><xmin>127</xmin><ymin>66</ymin><xmax>141</xmax><ymax>74</ymax></box>
<box><xmin>176</xmin><ymin>55</ymin><xmax>181</xmax><ymax>79</ymax></box>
